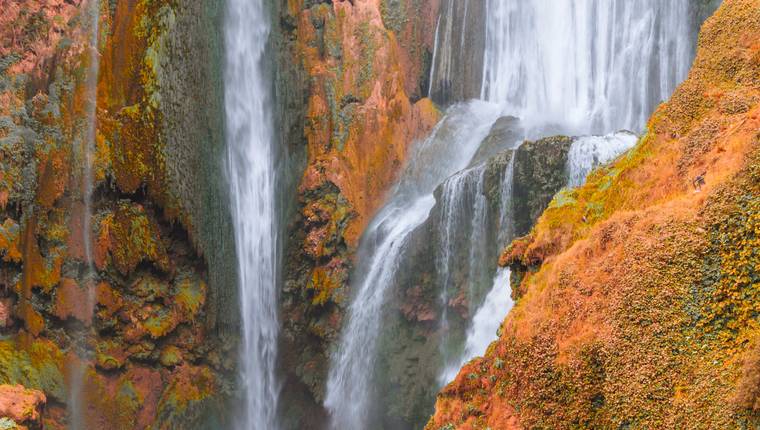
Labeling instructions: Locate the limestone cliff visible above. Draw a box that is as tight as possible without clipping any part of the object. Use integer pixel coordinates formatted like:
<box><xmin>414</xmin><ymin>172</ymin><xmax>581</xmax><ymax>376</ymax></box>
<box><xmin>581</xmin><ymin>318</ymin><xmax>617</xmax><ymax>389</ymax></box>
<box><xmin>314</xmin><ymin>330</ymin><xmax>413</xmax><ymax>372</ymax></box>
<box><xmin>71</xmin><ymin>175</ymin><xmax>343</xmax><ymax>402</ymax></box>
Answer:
<box><xmin>427</xmin><ymin>0</ymin><xmax>760</xmax><ymax>428</ymax></box>
<box><xmin>0</xmin><ymin>0</ymin><xmax>234</xmax><ymax>427</ymax></box>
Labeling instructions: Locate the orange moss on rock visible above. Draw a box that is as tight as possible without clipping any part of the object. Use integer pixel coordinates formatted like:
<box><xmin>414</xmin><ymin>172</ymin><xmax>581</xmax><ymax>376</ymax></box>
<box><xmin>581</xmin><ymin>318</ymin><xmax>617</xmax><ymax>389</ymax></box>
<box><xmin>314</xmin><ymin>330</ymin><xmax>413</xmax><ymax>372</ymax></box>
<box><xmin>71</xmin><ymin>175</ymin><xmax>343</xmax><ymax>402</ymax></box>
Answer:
<box><xmin>98</xmin><ymin>202</ymin><xmax>171</xmax><ymax>275</ymax></box>
<box><xmin>429</xmin><ymin>1</ymin><xmax>760</xmax><ymax>429</ymax></box>
<box><xmin>51</xmin><ymin>278</ymin><xmax>93</xmax><ymax>325</ymax></box>
<box><xmin>293</xmin><ymin>0</ymin><xmax>440</xmax><ymax>240</ymax></box>
<box><xmin>2</xmin><ymin>1</ymin><xmax>227</xmax><ymax>428</ymax></box>
<box><xmin>0</xmin><ymin>384</ymin><xmax>46</xmax><ymax>428</ymax></box>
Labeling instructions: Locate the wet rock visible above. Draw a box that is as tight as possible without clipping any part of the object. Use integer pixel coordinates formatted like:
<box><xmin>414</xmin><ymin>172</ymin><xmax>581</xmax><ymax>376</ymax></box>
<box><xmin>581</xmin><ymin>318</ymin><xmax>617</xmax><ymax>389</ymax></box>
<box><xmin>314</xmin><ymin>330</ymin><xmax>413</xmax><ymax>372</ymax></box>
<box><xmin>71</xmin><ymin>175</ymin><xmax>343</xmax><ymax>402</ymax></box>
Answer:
<box><xmin>428</xmin><ymin>0</ymin><xmax>488</xmax><ymax>105</ymax></box>
<box><xmin>513</xmin><ymin>135</ymin><xmax>575</xmax><ymax>236</ymax></box>
<box><xmin>51</xmin><ymin>278</ymin><xmax>93</xmax><ymax>326</ymax></box>
<box><xmin>469</xmin><ymin>116</ymin><xmax>523</xmax><ymax>166</ymax></box>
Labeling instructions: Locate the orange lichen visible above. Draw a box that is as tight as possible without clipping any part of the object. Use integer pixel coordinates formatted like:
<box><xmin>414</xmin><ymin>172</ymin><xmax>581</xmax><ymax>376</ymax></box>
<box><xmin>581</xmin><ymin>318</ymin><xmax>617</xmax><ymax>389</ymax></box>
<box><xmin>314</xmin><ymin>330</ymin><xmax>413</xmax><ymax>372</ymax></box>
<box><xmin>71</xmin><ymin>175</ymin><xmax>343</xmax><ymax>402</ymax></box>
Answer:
<box><xmin>0</xmin><ymin>218</ymin><xmax>22</xmax><ymax>263</ymax></box>
<box><xmin>295</xmin><ymin>0</ymin><xmax>440</xmax><ymax>247</ymax></box>
<box><xmin>52</xmin><ymin>278</ymin><xmax>93</xmax><ymax>326</ymax></box>
<box><xmin>35</xmin><ymin>149</ymin><xmax>68</xmax><ymax>210</ymax></box>
<box><xmin>100</xmin><ymin>202</ymin><xmax>171</xmax><ymax>275</ymax></box>
<box><xmin>307</xmin><ymin>268</ymin><xmax>339</xmax><ymax>306</ymax></box>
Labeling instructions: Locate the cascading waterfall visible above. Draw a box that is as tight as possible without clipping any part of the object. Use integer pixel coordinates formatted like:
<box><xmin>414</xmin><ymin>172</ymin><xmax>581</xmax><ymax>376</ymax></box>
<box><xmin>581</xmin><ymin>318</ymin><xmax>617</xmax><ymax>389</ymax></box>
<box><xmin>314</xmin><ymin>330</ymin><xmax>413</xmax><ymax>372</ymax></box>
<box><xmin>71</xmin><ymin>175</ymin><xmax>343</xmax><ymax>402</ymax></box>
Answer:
<box><xmin>427</xmin><ymin>0</ymin><xmax>455</xmax><ymax>100</ymax></box>
<box><xmin>442</xmin><ymin>130</ymin><xmax>637</xmax><ymax>385</ymax></box>
<box><xmin>440</xmin><ymin>267</ymin><xmax>513</xmax><ymax>383</ymax></box>
<box><xmin>435</xmin><ymin>165</ymin><xmax>488</xmax><ymax>355</ymax></box>
<box><xmin>325</xmin><ymin>102</ymin><xmax>501</xmax><ymax>430</ymax></box>
<box><xmin>566</xmin><ymin>131</ymin><xmax>639</xmax><ymax>187</ymax></box>
<box><xmin>435</xmin><ymin>150</ymin><xmax>516</xmax><ymax>386</ymax></box>
<box><xmin>224</xmin><ymin>0</ymin><xmax>281</xmax><ymax>428</ymax></box>
<box><xmin>481</xmin><ymin>0</ymin><xmax>693</xmax><ymax>135</ymax></box>
<box><xmin>68</xmin><ymin>0</ymin><xmax>99</xmax><ymax>427</ymax></box>
<box><xmin>327</xmin><ymin>0</ymin><xmax>699</xmax><ymax>427</ymax></box>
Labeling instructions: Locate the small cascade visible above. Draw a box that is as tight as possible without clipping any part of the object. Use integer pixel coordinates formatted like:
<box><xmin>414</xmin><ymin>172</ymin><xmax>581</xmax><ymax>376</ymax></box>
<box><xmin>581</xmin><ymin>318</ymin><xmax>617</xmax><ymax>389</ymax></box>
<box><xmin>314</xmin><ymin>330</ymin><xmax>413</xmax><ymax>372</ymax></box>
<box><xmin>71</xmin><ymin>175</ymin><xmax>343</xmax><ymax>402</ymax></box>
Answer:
<box><xmin>224</xmin><ymin>0</ymin><xmax>281</xmax><ymax>428</ymax></box>
<box><xmin>480</xmin><ymin>0</ymin><xmax>693</xmax><ymax>134</ymax></box>
<box><xmin>437</xmin><ymin>149</ymin><xmax>516</xmax><ymax>386</ymax></box>
<box><xmin>566</xmin><ymin>131</ymin><xmax>639</xmax><ymax>188</ymax></box>
<box><xmin>324</xmin><ymin>101</ymin><xmax>502</xmax><ymax>430</ymax></box>
<box><xmin>440</xmin><ymin>268</ymin><xmax>513</xmax><ymax>383</ymax></box>
<box><xmin>442</xmin><ymin>129</ymin><xmax>637</xmax><ymax>386</ymax></box>
<box><xmin>67</xmin><ymin>0</ymin><xmax>100</xmax><ymax>427</ymax></box>
<box><xmin>435</xmin><ymin>165</ymin><xmax>489</xmax><ymax>354</ymax></box>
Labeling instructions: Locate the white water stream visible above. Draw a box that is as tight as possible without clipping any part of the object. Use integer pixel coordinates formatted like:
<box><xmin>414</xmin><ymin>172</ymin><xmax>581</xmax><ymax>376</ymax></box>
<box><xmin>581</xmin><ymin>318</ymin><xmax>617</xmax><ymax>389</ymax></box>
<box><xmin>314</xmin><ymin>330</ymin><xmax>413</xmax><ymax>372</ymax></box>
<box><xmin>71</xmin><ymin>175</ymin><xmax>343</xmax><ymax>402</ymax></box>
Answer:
<box><xmin>440</xmin><ymin>267</ymin><xmax>513</xmax><ymax>383</ymax></box>
<box><xmin>224</xmin><ymin>0</ymin><xmax>280</xmax><ymax>428</ymax></box>
<box><xmin>325</xmin><ymin>102</ymin><xmax>502</xmax><ymax>429</ymax></box>
<box><xmin>566</xmin><ymin>131</ymin><xmax>639</xmax><ymax>187</ymax></box>
<box><xmin>68</xmin><ymin>0</ymin><xmax>99</xmax><ymax>427</ymax></box>
<box><xmin>482</xmin><ymin>0</ymin><xmax>693</xmax><ymax>135</ymax></box>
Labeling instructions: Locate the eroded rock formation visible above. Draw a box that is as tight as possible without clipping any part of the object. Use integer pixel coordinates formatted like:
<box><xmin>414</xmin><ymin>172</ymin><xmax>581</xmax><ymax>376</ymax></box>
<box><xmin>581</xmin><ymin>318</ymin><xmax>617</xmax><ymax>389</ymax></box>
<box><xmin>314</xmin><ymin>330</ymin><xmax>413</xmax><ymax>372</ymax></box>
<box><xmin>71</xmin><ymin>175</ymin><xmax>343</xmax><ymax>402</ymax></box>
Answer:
<box><xmin>0</xmin><ymin>0</ymin><xmax>234</xmax><ymax>427</ymax></box>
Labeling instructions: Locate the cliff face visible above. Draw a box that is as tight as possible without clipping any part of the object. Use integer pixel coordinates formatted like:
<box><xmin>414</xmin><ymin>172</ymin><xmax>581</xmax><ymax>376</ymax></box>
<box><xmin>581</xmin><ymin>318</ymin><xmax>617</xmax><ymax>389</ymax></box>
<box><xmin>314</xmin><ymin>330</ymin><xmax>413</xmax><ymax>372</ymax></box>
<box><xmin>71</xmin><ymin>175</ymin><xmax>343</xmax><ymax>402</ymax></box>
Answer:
<box><xmin>427</xmin><ymin>1</ymin><xmax>760</xmax><ymax>428</ymax></box>
<box><xmin>276</xmin><ymin>0</ymin><xmax>441</xmax><ymax>427</ymax></box>
<box><xmin>1</xmin><ymin>0</ymin><xmax>443</xmax><ymax>427</ymax></box>
<box><xmin>0</xmin><ymin>0</ymin><xmax>234</xmax><ymax>428</ymax></box>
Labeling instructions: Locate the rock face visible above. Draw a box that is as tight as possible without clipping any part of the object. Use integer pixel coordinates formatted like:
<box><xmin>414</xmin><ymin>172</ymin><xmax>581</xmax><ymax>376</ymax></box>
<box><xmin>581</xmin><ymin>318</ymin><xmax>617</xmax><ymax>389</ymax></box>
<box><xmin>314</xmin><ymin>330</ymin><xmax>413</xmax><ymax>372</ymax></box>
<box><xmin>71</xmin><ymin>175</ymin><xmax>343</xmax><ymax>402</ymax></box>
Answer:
<box><xmin>0</xmin><ymin>385</ymin><xmax>46</xmax><ymax>429</ymax></box>
<box><xmin>512</xmin><ymin>135</ymin><xmax>575</xmax><ymax>236</ymax></box>
<box><xmin>0</xmin><ymin>0</ymin><xmax>234</xmax><ymax>428</ymax></box>
<box><xmin>275</xmin><ymin>0</ymin><xmax>441</xmax><ymax>428</ymax></box>
<box><xmin>428</xmin><ymin>1</ymin><xmax>760</xmax><ymax>428</ymax></box>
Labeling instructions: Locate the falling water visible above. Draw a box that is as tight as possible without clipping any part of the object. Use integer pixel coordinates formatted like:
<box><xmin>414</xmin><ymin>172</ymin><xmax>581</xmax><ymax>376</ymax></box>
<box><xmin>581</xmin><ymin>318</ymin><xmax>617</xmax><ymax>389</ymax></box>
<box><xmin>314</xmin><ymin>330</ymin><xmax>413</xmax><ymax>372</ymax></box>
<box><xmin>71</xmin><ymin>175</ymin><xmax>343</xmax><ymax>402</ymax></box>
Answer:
<box><xmin>67</xmin><ymin>0</ymin><xmax>100</xmax><ymax>427</ymax></box>
<box><xmin>481</xmin><ymin>0</ymin><xmax>693</xmax><ymax>134</ymax></box>
<box><xmin>566</xmin><ymin>131</ymin><xmax>639</xmax><ymax>187</ymax></box>
<box><xmin>435</xmin><ymin>147</ymin><xmax>516</xmax><ymax>385</ymax></box>
<box><xmin>435</xmin><ymin>165</ymin><xmax>488</xmax><ymax>341</ymax></box>
<box><xmin>440</xmin><ymin>268</ymin><xmax>513</xmax><ymax>383</ymax></box>
<box><xmin>329</xmin><ymin>0</ymin><xmax>699</xmax><ymax>426</ymax></box>
<box><xmin>325</xmin><ymin>101</ymin><xmax>501</xmax><ymax>430</ymax></box>
<box><xmin>441</xmin><ymin>129</ymin><xmax>637</xmax><ymax>386</ymax></box>
<box><xmin>224</xmin><ymin>0</ymin><xmax>280</xmax><ymax>428</ymax></box>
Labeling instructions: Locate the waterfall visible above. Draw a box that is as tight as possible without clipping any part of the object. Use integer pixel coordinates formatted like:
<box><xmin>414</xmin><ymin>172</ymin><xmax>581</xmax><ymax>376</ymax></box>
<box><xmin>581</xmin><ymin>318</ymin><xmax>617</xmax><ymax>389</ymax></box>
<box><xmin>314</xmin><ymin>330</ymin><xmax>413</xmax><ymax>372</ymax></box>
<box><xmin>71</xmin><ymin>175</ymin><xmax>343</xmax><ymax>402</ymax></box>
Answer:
<box><xmin>67</xmin><ymin>0</ymin><xmax>99</xmax><ymax>427</ymax></box>
<box><xmin>427</xmin><ymin>0</ymin><xmax>487</xmax><ymax>105</ymax></box>
<box><xmin>440</xmin><ymin>268</ymin><xmax>513</xmax><ymax>383</ymax></box>
<box><xmin>480</xmin><ymin>0</ymin><xmax>693</xmax><ymax>135</ymax></box>
<box><xmin>324</xmin><ymin>101</ymin><xmax>502</xmax><ymax>429</ymax></box>
<box><xmin>566</xmin><ymin>131</ymin><xmax>639</xmax><ymax>188</ymax></box>
<box><xmin>435</xmin><ymin>165</ymin><xmax>489</xmax><ymax>359</ymax></box>
<box><xmin>224</xmin><ymin>0</ymin><xmax>281</xmax><ymax>428</ymax></box>
<box><xmin>442</xmin><ymin>129</ymin><xmax>637</xmax><ymax>386</ymax></box>
<box><xmin>327</xmin><ymin>1</ymin><xmax>698</xmax><ymax>426</ymax></box>
<box><xmin>437</xmin><ymin>150</ymin><xmax>515</xmax><ymax>386</ymax></box>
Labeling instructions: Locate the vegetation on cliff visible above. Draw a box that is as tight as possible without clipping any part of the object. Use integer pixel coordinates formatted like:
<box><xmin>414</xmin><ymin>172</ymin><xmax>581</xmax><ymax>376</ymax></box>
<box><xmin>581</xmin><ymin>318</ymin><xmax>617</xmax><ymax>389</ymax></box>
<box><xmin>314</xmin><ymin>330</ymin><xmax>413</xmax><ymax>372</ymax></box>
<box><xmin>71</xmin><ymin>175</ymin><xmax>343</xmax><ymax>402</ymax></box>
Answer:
<box><xmin>0</xmin><ymin>0</ymin><xmax>233</xmax><ymax>427</ymax></box>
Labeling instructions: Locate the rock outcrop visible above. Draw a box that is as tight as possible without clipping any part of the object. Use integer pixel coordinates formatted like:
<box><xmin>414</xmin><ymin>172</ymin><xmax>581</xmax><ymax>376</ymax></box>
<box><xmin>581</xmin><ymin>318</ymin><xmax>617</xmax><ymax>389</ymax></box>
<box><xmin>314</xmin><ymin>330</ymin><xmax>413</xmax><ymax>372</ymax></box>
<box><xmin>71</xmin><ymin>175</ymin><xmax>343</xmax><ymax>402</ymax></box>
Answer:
<box><xmin>427</xmin><ymin>1</ymin><xmax>760</xmax><ymax>428</ymax></box>
<box><xmin>0</xmin><ymin>384</ymin><xmax>46</xmax><ymax>429</ymax></box>
<box><xmin>0</xmin><ymin>0</ymin><xmax>234</xmax><ymax>427</ymax></box>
